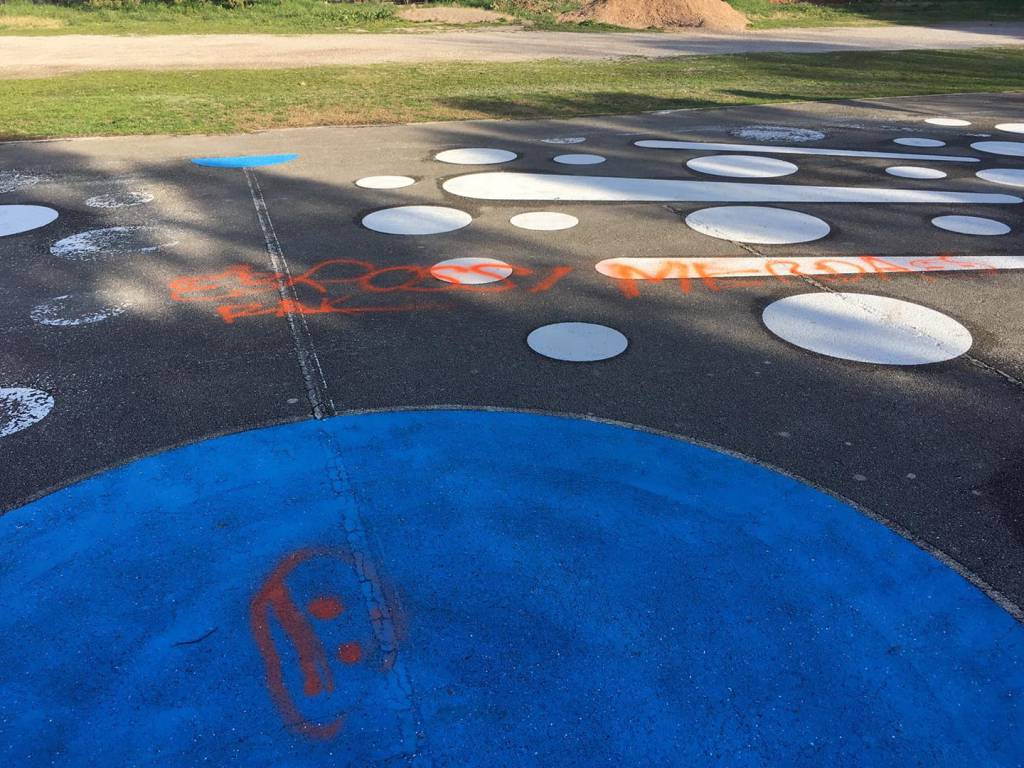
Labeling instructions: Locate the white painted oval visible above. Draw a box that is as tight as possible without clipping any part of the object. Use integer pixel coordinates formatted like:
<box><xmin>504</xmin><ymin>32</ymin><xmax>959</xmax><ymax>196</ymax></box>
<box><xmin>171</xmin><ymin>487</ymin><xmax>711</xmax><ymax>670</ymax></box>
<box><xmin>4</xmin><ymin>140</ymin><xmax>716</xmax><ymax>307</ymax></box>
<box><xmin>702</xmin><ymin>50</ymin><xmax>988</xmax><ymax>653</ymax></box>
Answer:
<box><xmin>86</xmin><ymin>191</ymin><xmax>154</xmax><ymax>209</ymax></box>
<box><xmin>931</xmin><ymin>215</ymin><xmax>1010</xmax><ymax>236</ymax></box>
<box><xmin>30</xmin><ymin>294</ymin><xmax>132</xmax><ymax>326</ymax></box>
<box><xmin>925</xmin><ymin>118</ymin><xmax>971</xmax><ymax>127</ymax></box>
<box><xmin>527</xmin><ymin>322</ymin><xmax>628</xmax><ymax>362</ymax></box>
<box><xmin>685</xmin><ymin>206</ymin><xmax>830</xmax><ymax>245</ymax></box>
<box><xmin>51</xmin><ymin>227</ymin><xmax>178</xmax><ymax>261</ymax></box>
<box><xmin>977</xmin><ymin>168</ymin><xmax>1024</xmax><ymax>188</ymax></box>
<box><xmin>894</xmin><ymin>138</ymin><xmax>946</xmax><ymax>148</ymax></box>
<box><xmin>435</xmin><ymin>148</ymin><xmax>517</xmax><ymax>165</ymax></box>
<box><xmin>362</xmin><ymin>205</ymin><xmax>472</xmax><ymax>235</ymax></box>
<box><xmin>509</xmin><ymin>212</ymin><xmax>578</xmax><ymax>231</ymax></box>
<box><xmin>355</xmin><ymin>176</ymin><xmax>416</xmax><ymax>190</ymax></box>
<box><xmin>732</xmin><ymin>126</ymin><xmax>825</xmax><ymax>143</ymax></box>
<box><xmin>686</xmin><ymin>155</ymin><xmax>798</xmax><ymax>179</ymax></box>
<box><xmin>542</xmin><ymin>137</ymin><xmax>586</xmax><ymax>145</ymax></box>
<box><xmin>971</xmin><ymin>141</ymin><xmax>1024</xmax><ymax>157</ymax></box>
<box><xmin>0</xmin><ymin>171</ymin><xmax>42</xmax><ymax>195</ymax></box>
<box><xmin>885</xmin><ymin>166</ymin><xmax>947</xmax><ymax>180</ymax></box>
<box><xmin>0</xmin><ymin>387</ymin><xmax>54</xmax><ymax>438</ymax></box>
<box><xmin>553</xmin><ymin>154</ymin><xmax>606</xmax><ymax>166</ymax></box>
<box><xmin>995</xmin><ymin>123</ymin><xmax>1024</xmax><ymax>135</ymax></box>
<box><xmin>430</xmin><ymin>257</ymin><xmax>513</xmax><ymax>285</ymax></box>
<box><xmin>0</xmin><ymin>205</ymin><xmax>58</xmax><ymax>237</ymax></box>
<box><xmin>763</xmin><ymin>293</ymin><xmax>972</xmax><ymax>365</ymax></box>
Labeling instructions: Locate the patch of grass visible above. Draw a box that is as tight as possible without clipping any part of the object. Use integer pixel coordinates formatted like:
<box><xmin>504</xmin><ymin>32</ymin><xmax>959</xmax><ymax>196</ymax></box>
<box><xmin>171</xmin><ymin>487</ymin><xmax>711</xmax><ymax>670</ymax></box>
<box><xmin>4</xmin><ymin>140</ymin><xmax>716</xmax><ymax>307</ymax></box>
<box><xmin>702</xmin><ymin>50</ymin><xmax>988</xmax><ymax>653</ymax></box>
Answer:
<box><xmin>730</xmin><ymin>0</ymin><xmax>1024</xmax><ymax>29</ymax></box>
<box><xmin>2</xmin><ymin>46</ymin><xmax>1023</xmax><ymax>140</ymax></box>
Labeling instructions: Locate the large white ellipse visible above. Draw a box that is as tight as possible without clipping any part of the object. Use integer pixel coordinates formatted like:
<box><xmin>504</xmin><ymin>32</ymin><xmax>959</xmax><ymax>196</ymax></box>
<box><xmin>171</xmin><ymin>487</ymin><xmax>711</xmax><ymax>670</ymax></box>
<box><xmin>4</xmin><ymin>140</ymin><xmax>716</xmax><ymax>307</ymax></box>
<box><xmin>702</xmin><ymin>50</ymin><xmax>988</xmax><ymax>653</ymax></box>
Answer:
<box><xmin>355</xmin><ymin>176</ymin><xmax>416</xmax><ymax>190</ymax></box>
<box><xmin>971</xmin><ymin>141</ymin><xmax>1024</xmax><ymax>157</ymax></box>
<box><xmin>925</xmin><ymin>118</ymin><xmax>971</xmax><ymax>127</ymax></box>
<box><xmin>50</xmin><ymin>227</ymin><xmax>178</xmax><ymax>261</ymax></box>
<box><xmin>0</xmin><ymin>387</ymin><xmax>54</xmax><ymax>438</ymax></box>
<box><xmin>362</xmin><ymin>205</ymin><xmax>472</xmax><ymax>235</ymax></box>
<box><xmin>527</xmin><ymin>322</ymin><xmax>628</xmax><ymax>362</ymax></box>
<box><xmin>894</xmin><ymin>137</ymin><xmax>946</xmax><ymax>148</ymax></box>
<box><xmin>687</xmin><ymin>155</ymin><xmax>798</xmax><ymax>179</ymax></box>
<box><xmin>685</xmin><ymin>206</ymin><xmax>830</xmax><ymax>245</ymax></box>
<box><xmin>995</xmin><ymin>123</ymin><xmax>1024</xmax><ymax>135</ymax></box>
<box><xmin>553</xmin><ymin>154</ymin><xmax>606</xmax><ymax>166</ymax></box>
<box><xmin>732</xmin><ymin>126</ymin><xmax>825</xmax><ymax>143</ymax></box>
<box><xmin>931</xmin><ymin>215</ymin><xmax>1010</xmax><ymax>236</ymax></box>
<box><xmin>977</xmin><ymin>168</ymin><xmax>1024</xmax><ymax>188</ymax></box>
<box><xmin>435</xmin><ymin>148</ymin><xmax>517</xmax><ymax>165</ymax></box>
<box><xmin>30</xmin><ymin>294</ymin><xmax>132</xmax><ymax>326</ymax></box>
<box><xmin>430</xmin><ymin>257</ymin><xmax>513</xmax><ymax>285</ymax></box>
<box><xmin>85</xmin><ymin>191</ymin><xmax>154</xmax><ymax>209</ymax></box>
<box><xmin>763</xmin><ymin>293</ymin><xmax>973</xmax><ymax>365</ymax></box>
<box><xmin>0</xmin><ymin>205</ymin><xmax>58</xmax><ymax>237</ymax></box>
<box><xmin>885</xmin><ymin>166</ymin><xmax>947</xmax><ymax>180</ymax></box>
<box><xmin>509</xmin><ymin>212</ymin><xmax>578</xmax><ymax>231</ymax></box>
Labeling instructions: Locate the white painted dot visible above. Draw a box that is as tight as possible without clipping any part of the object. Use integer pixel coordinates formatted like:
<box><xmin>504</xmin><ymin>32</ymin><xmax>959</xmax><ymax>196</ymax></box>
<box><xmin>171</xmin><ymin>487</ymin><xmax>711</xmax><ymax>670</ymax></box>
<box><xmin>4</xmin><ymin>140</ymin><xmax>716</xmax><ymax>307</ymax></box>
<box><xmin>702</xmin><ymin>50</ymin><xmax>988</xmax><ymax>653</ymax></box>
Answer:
<box><xmin>977</xmin><ymin>168</ymin><xmax>1024</xmax><ymax>188</ymax></box>
<box><xmin>763</xmin><ymin>293</ymin><xmax>973</xmax><ymax>365</ymax></box>
<box><xmin>86</xmin><ymin>191</ymin><xmax>154</xmax><ymax>208</ymax></box>
<box><xmin>894</xmin><ymin>138</ymin><xmax>946</xmax><ymax>148</ymax></box>
<box><xmin>435</xmin><ymin>148</ymin><xmax>517</xmax><ymax>165</ymax></box>
<box><xmin>554</xmin><ymin>154</ymin><xmax>606</xmax><ymax>166</ymax></box>
<box><xmin>931</xmin><ymin>215</ymin><xmax>1010</xmax><ymax>236</ymax></box>
<box><xmin>355</xmin><ymin>176</ymin><xmax>416</xmax><ymax>190</ymax></box>
<box><xmin>995</xmin><ymin>123</ymin><xmax>1024</xmax><ymax>135</ymax></box>
<box><xmin>0</xmin><ymin>171</ymin><xmax>42</xmax><ymax>194</ymax></box>
<box><xmin>527</xmin><ymin>322</ymin><xmax>628</xmax><ymax>362</ymax></box>
<box><xmin>430</xmin><ymin>257</ymin><xmax>513</xmax><ymax>285</ymax></box>
<box><xmin>287</xmin><ymin>397</ymin><xmax>300</xmax><ymax>404</ymax></box>
<box><xmin>362</xmin><ymin>205</ymin><xmax>472</xmax><ymax>235</ymax></box>
<box><xmin>885</xmin><ymin>166</ymin><xmax>947</xmax><ymax>180</ymax></box>
<box><xmin>906</xmin><ymin>473</ymin><xmax>917</xmax><ymax>479</ymax></box>
<box><xmin>51</xmin><ymin>227</ymin><xmax>178</xmax><ymax>261</ymax></box>
<box><xmin>853</xmin><ymin>474</ymin><xmax>868</xmax><ymax>482</ymax></box>
<box><xmin>732</xmin><ymin>126</ymin><xmax>825</xmax><ymax>143</ymax></box>
<box><xmin>542</xmin><ymin>137</ymin><xmax>586</xmax><ymax>145</ymax></box>
<box><xmin>971</xmin><ymin>141</ymin><xmax>1024</xmax><ymax>157</ymax></box>
<box><xmin>925</xmin><ymin>118</ymin><xmax>971</xmax><ymax>127</ymax></box>
<box><xmin>509</xmin><ymin>212</ymin><xmax>578</xmax><ymax>231</ymax></box>
<box><xmin>686</xmin><ymin>155</ymin><xmax>798</xmax><ymax>179</ymax></box>
<box><xmin>0</xmin><ymin>205</ymin><xmax>58</xmax><ymax>237</ymax></box>
<box><xmin>31</xmin><ymin>294</ymin><xmax>132</xmax><ymax>326</ymax></box>
<box><xmin>0</xmin><ymin>387</ymin><xmax>54</xmax><ymax>438</ymax></box>
<box><xmin>685</xmin><ymin>206</ymin><xmax>830</xmax><ymax>245</ymax></box>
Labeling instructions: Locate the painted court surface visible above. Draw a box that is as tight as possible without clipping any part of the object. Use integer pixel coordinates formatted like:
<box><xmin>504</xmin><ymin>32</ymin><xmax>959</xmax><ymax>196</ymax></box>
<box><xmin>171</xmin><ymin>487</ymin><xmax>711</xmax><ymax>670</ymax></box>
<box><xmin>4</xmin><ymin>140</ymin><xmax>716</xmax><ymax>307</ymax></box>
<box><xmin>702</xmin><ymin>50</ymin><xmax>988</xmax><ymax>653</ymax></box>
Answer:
<box><xmin>2</xmin><ymin>92</ymin><xmax>1024</xmax><ymax>766</ymax></box>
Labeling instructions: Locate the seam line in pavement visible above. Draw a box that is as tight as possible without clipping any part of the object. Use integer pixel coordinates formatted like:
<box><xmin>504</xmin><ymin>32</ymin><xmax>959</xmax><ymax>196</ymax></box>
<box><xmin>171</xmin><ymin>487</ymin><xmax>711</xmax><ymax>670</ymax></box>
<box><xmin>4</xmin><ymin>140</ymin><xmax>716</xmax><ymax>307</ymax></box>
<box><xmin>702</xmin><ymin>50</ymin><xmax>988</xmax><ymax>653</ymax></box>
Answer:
<box><xmin>245</xmin><ymin>167</ymin><xmax>336</xmax><ymax>419</ymax></box>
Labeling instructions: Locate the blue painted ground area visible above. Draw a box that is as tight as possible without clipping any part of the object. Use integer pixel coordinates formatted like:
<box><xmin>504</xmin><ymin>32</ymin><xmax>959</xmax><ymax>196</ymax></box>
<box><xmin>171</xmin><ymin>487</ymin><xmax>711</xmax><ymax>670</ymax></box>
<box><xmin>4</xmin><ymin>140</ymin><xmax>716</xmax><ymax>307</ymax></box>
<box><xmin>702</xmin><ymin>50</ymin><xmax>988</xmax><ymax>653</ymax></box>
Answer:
<box><xmin>191</xmin><ymin>153</ymin><xmax>298</xmax><ymax>168</ymax></box>
<box><xmin>1</xmin><ymin>410</ymin><xmax>1021</xmax><ymax>767</ymax></box>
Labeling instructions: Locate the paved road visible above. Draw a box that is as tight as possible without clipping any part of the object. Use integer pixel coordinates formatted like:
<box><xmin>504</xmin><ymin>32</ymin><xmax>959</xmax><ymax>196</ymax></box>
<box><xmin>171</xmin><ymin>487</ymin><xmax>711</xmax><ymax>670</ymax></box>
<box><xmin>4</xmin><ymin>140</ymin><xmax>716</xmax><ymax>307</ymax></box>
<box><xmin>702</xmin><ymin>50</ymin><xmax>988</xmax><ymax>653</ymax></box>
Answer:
<box><xmin>2</xmin><ymin>93</ymin><xmax>1023</xmax><ymax>765</ymax></box>
<box><xmin>1</xmin><ymin>21</ymin><xmax>1022</xmax><ymax>78</ymax></box>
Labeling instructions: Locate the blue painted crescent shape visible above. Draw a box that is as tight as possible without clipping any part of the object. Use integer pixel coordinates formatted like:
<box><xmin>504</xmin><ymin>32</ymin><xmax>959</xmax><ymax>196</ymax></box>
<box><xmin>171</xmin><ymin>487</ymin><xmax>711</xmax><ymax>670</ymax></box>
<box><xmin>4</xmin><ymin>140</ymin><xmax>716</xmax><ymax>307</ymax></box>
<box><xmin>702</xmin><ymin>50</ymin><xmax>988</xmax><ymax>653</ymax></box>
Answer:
<box><xmin>191</xmin><ymin>153</ymin><xmax>299</xmax><ymax>169</ymax></box>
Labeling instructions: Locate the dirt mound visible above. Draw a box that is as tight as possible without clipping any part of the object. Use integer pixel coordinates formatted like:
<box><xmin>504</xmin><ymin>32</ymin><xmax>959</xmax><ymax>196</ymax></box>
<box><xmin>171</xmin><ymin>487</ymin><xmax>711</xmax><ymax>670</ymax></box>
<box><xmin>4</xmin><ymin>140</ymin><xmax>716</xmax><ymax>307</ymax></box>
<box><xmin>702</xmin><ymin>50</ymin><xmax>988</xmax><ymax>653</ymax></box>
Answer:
<box><xmin>562</xmin><ymin>0</ymin><xmax>748</xmax><ymax>32</ymax></box>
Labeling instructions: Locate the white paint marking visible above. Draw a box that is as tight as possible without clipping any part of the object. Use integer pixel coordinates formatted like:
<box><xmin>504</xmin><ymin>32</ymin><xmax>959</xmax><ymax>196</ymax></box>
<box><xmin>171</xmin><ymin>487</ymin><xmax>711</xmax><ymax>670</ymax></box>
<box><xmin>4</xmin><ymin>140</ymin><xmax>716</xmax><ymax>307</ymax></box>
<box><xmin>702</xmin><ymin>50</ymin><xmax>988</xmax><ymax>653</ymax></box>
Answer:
<box><xmin>355</xmin><ymin>176</ymin><xmax>416</xmax><ymax>190</ymax></box>
<box><xmin>762</xmin><ymin>293</ymin><xmax>973</xmax><ymax>365</ymax></box>
<box><xmin>541</xmin><ymin>137</ymin><xmax>586</xmax><ymax>145</ymax></box>
<box><xmin>732</xmin><ymin>126</ymin><xmax>825</xmax><ymax>143</ymax></box>
<box><xmin>0</xmin><ymin>171</ymin><xmax>42</xmax><ymax>194</ymax></box>
<box><xmin>362</xmin><ymin>205</ymin><xmax>472</xmax><ymax>235</ymax></box>
<box><xmin>85</xmin><ymin>191</ymin><xmax>154</xmax><ymax>209</ymax></box>
<box><xmin>430</xmin><ymin>257</ymin><xmax>513</xmax><ymax>285</ymax></box>
<box><xmin>0</xmin><ymin>387</ymin><xmax>54</xmax><ymax>438</ymax></box>
<box><xmin>527</xmin><ymin>322</ymin><xmax>628</xmax><ymax>362</ymax></box>
<box><xmin>442</xmin><ymin>172</ymin><xmax>1021</xmax><ymax>204</ymax></box>
<box><xmin>931</xmin><ymin>215</ymin><xmax>1010</xmax><ymax>236</ymax></box>
<box><xmin>971</xmin><ymin>141</ymin><xmax>1024</xmax><ymax>157</ymax></box>
<box><xmin>634</xmin><ymin>140</ymin><xmax>979</xmax><ymax>163</ymax></box>
<box><xmin>0</xmin><ymin>205</ymin><xmax>58</xmax><ymax>237</ymax></box>
<box><xmin>894</xmin><ymin>137</ymin><xmax>946</xmax><ymax>148</ymax></box>
<box><xmin>977</xmin><ymin>168</ymin><xmax>1024</xmax><ymax>188</ymax></box>
<box><xmin>435</xmin><ymin>148</ymin><xmax>517</xmax><ymax>165</ymax></box>
<box><xmin>553</xmin><ymin>154</ymin><xmax>606</xmax><ymax>165</ymax></box>
<box><xmin>687</xmin><ymin>155</ymin><xmax>797</xmax><ymax>179</ymax></box>
<box><xmin>925</xmin><ymin>118</ymin><xmax>972</xmax><ymax>127</ymax></box>
<box><xmin>885</xmin><ymin>166</ymin><xmax>947</xmax><ymax>180</ymax></box>
<box><xmin>685</xmin><ymin>206</ymin><xmax>830</xmax><ymax>245</ymax></box>
<box><xmin>509</xmin><ymin>212</ymin><xmax>578</xmax><ymax>231</ymax></box>
<box><xmin>995</xmin><ymin>123</ymin><xmax>1024</xmax><ymax>135</ymax></box>
<box><xmin>31</xmin><ymin>294</ymin><xmax>132</xmax><ymax>326</ymax></box>
<box><xmin>50</xmin><ymin>227</ymin><xmax>178</xmax><ymax>261</ymax></box>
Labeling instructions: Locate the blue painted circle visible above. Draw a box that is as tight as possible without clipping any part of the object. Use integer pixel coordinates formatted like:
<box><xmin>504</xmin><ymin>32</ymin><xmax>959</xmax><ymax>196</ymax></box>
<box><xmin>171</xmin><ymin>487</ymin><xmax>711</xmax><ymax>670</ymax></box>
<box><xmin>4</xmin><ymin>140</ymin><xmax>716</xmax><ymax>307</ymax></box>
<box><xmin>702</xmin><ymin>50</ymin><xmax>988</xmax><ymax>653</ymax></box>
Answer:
<box><xmin>1</xmin><ymin>410</ymin><xmax>1020</xmax><ymax>766</ymax></box>
<box><xmin>191</xmin><ymin>153</ymin><xmax>298</xmax><ymax>168</ymax></box>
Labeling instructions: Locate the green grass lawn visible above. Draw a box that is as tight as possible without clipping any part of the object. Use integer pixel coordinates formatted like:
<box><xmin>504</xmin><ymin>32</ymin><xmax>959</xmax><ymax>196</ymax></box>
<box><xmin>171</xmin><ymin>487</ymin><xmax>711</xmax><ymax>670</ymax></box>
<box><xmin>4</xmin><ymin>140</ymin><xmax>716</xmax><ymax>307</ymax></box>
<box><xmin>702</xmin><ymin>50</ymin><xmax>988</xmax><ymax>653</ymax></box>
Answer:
<box><xmin>2</xmin><ymin>47</ymin><xmax>1022</xmax><ymax>140</ymax></box>
<box><xmin>2</xmin><ymin>0</ymin><xmax>1022</xmax><ymax>36</ymax></box>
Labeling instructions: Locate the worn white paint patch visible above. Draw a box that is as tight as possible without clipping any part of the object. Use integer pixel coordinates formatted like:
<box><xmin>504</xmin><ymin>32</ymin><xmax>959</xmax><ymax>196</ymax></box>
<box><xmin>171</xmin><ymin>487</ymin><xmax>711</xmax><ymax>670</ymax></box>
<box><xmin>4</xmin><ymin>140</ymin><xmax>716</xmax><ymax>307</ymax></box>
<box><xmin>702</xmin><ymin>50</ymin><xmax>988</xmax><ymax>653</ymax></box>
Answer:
<box><xmin>762</xmin><ymin>293</ymin><xmax>973</xmax><ymax>365</ymax></box>
<box><xmin>687</xmin><ymin>155</ymin><xmax>797</xmax><ymax>179</ymax></box>
<box><xmin>527</xmin><ymin>322</ymin><xmax>628</xmax><ymax>362</ymax></box>
<box><xmin>50</xmin><ymin>227</ymin><xmax>178</xmax><ymax>261</ymax></box>
<box><xmin>0</xmin><ymin>171</ymin><xmax>42</xmax><ymax>195</ymax></box>
<box><xmin>0</xmin><ymin>387</ymin><xmax>54</xmax><ymax>438</ymax></box>
<box><xmin>925</xmin><ymin>118</ymin><xmax>972</xmax><ymax>127</ymax></box>
<box><xmin>0</xmin><ymin>205</ymin><xmax>58</xmax><ymax>237</ymax></box>
<box><xmin>435</xmin><ymin>148</ymin><xmax>517</xmax><ymax>165</ymax></box>
<box><xmin>362</xmin><ymin>205</ymin><xmax>472</xmax><ymax>235</ymax></box>
<box><xmin>894</xmin><ymin>138</ymin><xmax>946</xmax><ymax>148</ymax></box>
<box><xmin>885</xmin><ymin>166</ymin><xmax>947</xmax><ymax>180</ymax></box>
<box><xmin>995</xmin><ymin>123</ymin><xmax>1024</xmax><ymax>135</ymax></box>
<box><xmin>85</xmin><ymin>191</ymin><xmax>154</xmax><ymax>209</ymax></box>
<box><xmin>686</xmin><ymin>206</ymin><xmax>830</xmax><ymax>245</ymax></box>
<box><xmin>541</xmin><ymin>137</ymin><xmax>586</xmax><ymax>145</ymax></box>
<box><xmin>30</xmin><ymin>294</ymin><xmax>132</xmax><ymax>326</ymax></box>
<box><xmin>509</xmin><ymin>212</ymin><xmax>578</xmax><ymax>231</ymax></box>
<box><xmin>634</xmin><ymin>140</ymin><xmax>978</xmax><ymax>163</ymax></box>
<box><xmin>971</xmin><ymin>141</ymin><xmax>1024</xmax><ymax>157</ymax></box>
<box><xmin>977</xmin><ymin>168</ymin><xmax>1024</xmax><ymax>188</ymax></box>
<box><xmin>931</xmin><ymin>215</ymin><xmax>1011</xmax><ymax>236</ymax></box>
<box><xmin>731</xmin><ymin>126</ymin><xmax>825</xmax><ymax>143</ymax></box>
<box><xmin>595</xmin><ymin>254</ymin><xmax>1024</xmax><ymax>281</ymax></box>
<box><xmin>553</xmin><ymin>154</ymin><xmax>606</xmax><ymax>165</ymax></box>
<box><xmin>355</xmin><ymin>176</ymin><xmax>416</xmax><ymax>190</ymax></box>
<box><xmin>442</xmin><ymin>172</ymin><xmax>1021</xmax><ymax>204</ymax></box>
<box><xmin>430</xmin><ymin>257</ymin><xmax>513</xmax><ymax>285</ymax></box>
